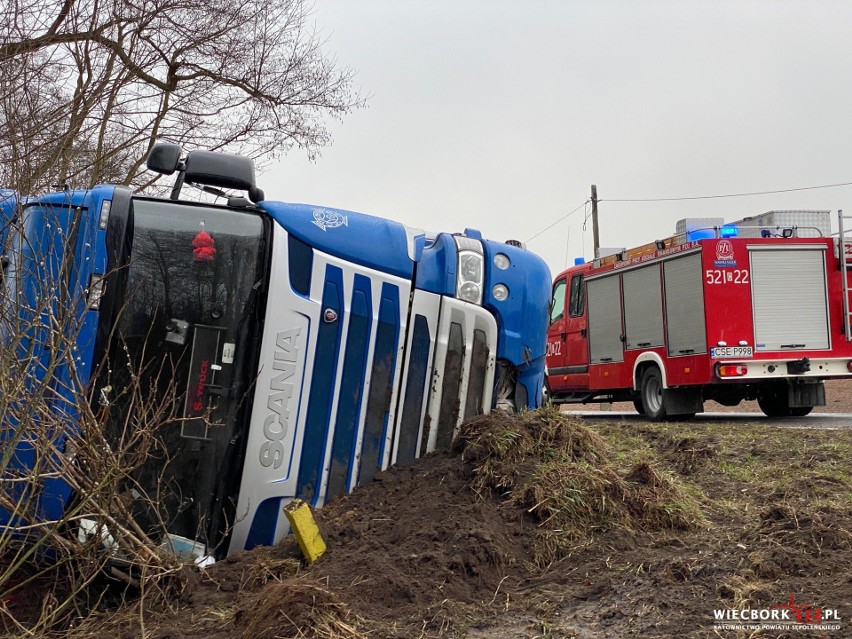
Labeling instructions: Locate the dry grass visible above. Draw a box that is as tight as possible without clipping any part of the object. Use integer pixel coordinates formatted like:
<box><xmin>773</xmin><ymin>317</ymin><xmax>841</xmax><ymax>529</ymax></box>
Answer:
<box><xmin>239</xmin><ymin>579</ymin><xmax>367</xmax><ymax>639</ymax></box>
<box><xmin>456</xmin><ymin>407</ymin><xmax>705</xmax><ymax>564</ymax></box>
<box><xmin>237</xmin><ymin>547</ymin><xmax>303</xmax><ymax>589</ymax></box>
<box><xmin>756</xmin><ymin>504</ymin><xmax>852</xmax><ymax>552</ymax></box>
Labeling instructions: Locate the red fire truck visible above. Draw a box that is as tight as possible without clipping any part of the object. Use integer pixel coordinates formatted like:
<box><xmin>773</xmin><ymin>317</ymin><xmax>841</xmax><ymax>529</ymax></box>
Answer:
<box><xmin>545</xmin><ymin>211</ymin><xmax>852</xmax><ymax>419</ymax></box>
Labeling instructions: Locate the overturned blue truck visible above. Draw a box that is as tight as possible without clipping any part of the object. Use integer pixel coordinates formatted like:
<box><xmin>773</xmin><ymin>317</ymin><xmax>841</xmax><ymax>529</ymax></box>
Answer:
<box><xmin>0</xmin><ymin>144</ymin><xmax>551</xmax><ymax>558</ymax></box>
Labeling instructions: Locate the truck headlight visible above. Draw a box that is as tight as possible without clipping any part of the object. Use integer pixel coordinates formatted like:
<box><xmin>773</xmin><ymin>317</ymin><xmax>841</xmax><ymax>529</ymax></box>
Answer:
<box><xmin>494</xmin><ymin>253</ymin><xmax>510</xmax><ymax>270</ymax></box>
<box><xmin>98</xmin><ymin>199</ymin><xmax>112</xmax><ymax>230</ymax></box>
<box><xmin>454</xmin><ymin>236</ymin><xmax>484</xmax><ymax>305</ymax></box>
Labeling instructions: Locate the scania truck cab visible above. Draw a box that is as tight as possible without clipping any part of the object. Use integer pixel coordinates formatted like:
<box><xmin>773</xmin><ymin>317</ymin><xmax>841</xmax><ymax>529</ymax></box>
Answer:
<box><xmin>0</xmin><ymin>144</ymin><xmax>551</xmax><ymax>556</ymax></box>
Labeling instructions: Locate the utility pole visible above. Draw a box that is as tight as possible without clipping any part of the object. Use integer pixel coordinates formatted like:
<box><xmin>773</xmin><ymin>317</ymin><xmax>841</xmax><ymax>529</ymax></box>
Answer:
<box><xmin>591</xmin><ymin>184</ymin><xmax>600</xmax><ymax>258</ymax></box>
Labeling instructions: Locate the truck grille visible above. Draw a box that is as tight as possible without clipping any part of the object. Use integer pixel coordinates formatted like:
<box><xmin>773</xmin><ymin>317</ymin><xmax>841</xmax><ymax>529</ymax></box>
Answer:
<box><xmin>234</xmin><ymin>231</ymin><xmax>498</xmax><ymax>552</ymax></box>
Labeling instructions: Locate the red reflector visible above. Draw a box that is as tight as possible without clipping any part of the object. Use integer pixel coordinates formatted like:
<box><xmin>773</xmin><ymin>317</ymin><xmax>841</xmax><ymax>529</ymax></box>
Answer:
<box><xmin>847</xmin><ymin>361</ymin><xmax>852</xmax><ymax>373</ymax></box>
<box><xmin>717</xmin><ymin>364</ymin><xmax>748</xmax><ymax>377</ymax></box>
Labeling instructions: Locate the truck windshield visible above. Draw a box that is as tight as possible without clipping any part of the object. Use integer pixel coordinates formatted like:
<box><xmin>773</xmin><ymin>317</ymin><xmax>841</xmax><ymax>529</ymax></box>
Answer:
<box><xmin>104</xmin><ymin>197</ymin><xmax>267</xmax><ymax>552</ymax></box>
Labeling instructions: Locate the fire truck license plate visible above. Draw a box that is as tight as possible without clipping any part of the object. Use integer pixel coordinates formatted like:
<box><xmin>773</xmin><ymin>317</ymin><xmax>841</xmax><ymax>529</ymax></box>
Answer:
<box><xmin>711</xmin><ymin>346</ymin><xmax>753</xmax><ymax>358</ymax></box>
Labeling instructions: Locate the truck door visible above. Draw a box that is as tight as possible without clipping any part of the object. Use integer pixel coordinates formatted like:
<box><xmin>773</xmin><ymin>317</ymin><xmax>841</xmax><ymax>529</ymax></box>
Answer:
<box><xmin>546</xmin><ymin>277</ymin><xmax>568</xmax><ymax>386</ymax></box>
<box><xmin>546</xmin><ymin>271</ymin><xmax>590</xmax><ymax>391</ymax></box>
<box><xmin>563</xmin><ymin>271</ymin><xmax>590</xmax><ymax>388</ymax></box>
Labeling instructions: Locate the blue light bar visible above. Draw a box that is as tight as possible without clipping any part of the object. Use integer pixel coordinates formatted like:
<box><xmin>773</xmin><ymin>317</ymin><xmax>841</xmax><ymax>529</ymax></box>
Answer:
<box><xmin>574</xmin><ymin>257</ymin><xmax>585</xmax><ymax>265</ymax></box>
<box><xmin>720</xmin><ymin>225</ymin><xmax>738</xmax><ymax>238</ymax></box>
<box><xmin>686</xmin><ymin>229</ymin><xmax>716</xmax><ymax>241</ymax></box>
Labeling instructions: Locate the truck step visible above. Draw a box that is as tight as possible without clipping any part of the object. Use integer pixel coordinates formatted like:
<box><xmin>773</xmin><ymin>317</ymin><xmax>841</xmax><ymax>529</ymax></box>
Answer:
<box><xmin>549</xmin><ymin>392</ymin><xmax>608</xmax><ymax>405</ymax></box>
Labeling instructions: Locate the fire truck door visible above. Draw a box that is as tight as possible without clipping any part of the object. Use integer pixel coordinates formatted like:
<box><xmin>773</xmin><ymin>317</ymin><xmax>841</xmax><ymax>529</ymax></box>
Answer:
<box><xmin>547</xmin><ymin>272</ymin><xmax>590</xmax><ymax>391</ymax></box>
<box><xmin>546</xmin><ymin>277</ymin><xmax>568</xmax><ymax>378</ymax></box>
<box><xmin>563</xmin><ymin>272</ymin><xmax>590</xmax><ymax>388</ymax></box>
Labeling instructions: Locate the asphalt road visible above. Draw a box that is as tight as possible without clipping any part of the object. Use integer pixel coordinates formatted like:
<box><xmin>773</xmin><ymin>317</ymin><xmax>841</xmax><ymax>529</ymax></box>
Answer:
<box><xmin>559</xmin><ymin>409</ymin><xmax>852</xmax><ymax>429</ymax></box>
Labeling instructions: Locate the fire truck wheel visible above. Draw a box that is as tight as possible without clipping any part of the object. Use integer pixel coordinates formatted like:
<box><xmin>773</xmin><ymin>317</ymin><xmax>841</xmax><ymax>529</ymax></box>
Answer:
<box><xmin>640</xmin><ymin>368</ymin><xmax>666</xmax><ymax>420</ymax></box>
<box><xmin>632</xmin><ymin>399</ymin><xmax>646</xmax><ymax>415</ymax></box>
<box><xmin>757</xmin><ymin>382</ymin><xmax>793</xmax><ymax>418</ymax></box>
<box><xmin>788</xmin><ymin>406</ymin><xmax>814</xmax><ymax>417</ymax></box>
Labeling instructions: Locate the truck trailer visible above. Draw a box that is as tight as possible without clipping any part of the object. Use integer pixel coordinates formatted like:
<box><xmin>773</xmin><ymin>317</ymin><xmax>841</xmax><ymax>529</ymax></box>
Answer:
<box><xmin>0</xmin><ymin>143</ymin><xmax>551</xmax><ymax>557</ymax></box>
<box><xmin>546</xmin><ymin>212</ymin><xmax>852</xmax><ymax>419</ymax></box>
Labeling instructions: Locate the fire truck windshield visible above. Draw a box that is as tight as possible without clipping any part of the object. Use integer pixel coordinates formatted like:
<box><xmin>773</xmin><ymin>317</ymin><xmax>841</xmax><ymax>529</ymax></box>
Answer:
<box><xmin>102</xmin><ymin>197</ymin><xmax>268</xmax><ymax>552</ymax></box>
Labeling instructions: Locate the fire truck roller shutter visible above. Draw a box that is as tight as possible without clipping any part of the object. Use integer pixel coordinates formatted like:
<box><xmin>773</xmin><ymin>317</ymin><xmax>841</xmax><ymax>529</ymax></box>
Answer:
<box><xmin>749</xmin><ymin>247</ymin><xmax>829</xmax><ymax>351</ymax></box>
<box><xmin>664</xmin><ymin>252</ymin><xmax>706</xmax><ymax>356</ymax></box>
<box><xmin>622</xmin><ymin>264</ymin><xmax>664</xmax><ymax>350</ymax></box>
<box><xmin>587</xmin><ymin>275</ymin><xmax>624</xmax><ymax>364</ymax></box>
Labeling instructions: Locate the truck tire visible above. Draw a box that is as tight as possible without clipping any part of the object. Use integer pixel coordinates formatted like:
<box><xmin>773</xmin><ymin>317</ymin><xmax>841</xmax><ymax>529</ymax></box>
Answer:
<box><xmin>756</xmin><ymin>381</ymin><xmax>809</xmax><ymax>418</ymax></box>
<box><xmin>757</xmin><ymin>396</ymin><xmax>790</xmax><ymax>417</ymax></box>
<box><xmin>788</xmin><ymin>406</ymin><xmax>814</xmax><ymax>417</ymax></box>
<box><xmin>632</xmin><ymin>399</ymin><xmax>646</xmax><ymax>415</ymax></box>
<box><xmin>757</xmin><ymin>384</ymin><xmax>787</xmax><ymax>417</ymax></box>
<box><xmin>640</xmin><ymin>367</ymin><xmax>666</xmax><ymax>420</ymax></box>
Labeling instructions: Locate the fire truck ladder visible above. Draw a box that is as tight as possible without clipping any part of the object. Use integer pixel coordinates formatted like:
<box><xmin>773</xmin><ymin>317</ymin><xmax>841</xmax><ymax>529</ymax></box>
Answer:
<box><xmin>839</xmin><ymin>209</ymin><xmax>852</xmax><ymax>341</ymax></box>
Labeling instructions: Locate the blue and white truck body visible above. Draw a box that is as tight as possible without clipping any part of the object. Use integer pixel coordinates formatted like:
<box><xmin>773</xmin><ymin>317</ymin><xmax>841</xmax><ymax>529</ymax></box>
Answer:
<box><xmin>0</xmin><ymin>145</ymin><xmax>551</xmax><ymax>557</ymax></box>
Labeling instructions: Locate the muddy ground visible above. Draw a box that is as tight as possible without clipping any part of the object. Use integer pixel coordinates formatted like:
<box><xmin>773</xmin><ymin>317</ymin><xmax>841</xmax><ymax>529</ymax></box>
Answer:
<box><xmin>42</xmin><ymin>380</ymin><xmax>848</xmax><ymax>639</ymax></box>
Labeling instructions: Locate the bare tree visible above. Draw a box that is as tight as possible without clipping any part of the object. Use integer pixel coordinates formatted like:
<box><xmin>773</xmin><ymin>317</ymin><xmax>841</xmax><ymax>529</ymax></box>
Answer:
<box><xmin>0</xmin><ymin>0</ymin><xmax>364</xmax><ymax>193</ymax></box>
<box><xmin>0</xmin><ymin>200</ymin><xmax>187</xmax><ymax>634</ymax></box>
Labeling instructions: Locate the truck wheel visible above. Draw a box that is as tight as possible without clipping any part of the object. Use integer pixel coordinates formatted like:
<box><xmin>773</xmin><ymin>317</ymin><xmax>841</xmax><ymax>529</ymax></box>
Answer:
<box><xmin>640</xmin><ymin>367</ymin><xmax>666</xmax><ymax>420</ymax></box>
<box><xmin>632</xmin><ymin>399</ymin><xmax>646</xmax><ymax>415</ymax></box>
<box><xmin>757</xmin><ymin>382</ymin><xmax>791</xmax><ymax>418</ymax></box>
<box><xmin>788</xmin><ymin>406</ymin><xmax>814</xmax><ymax>417</ymax></box>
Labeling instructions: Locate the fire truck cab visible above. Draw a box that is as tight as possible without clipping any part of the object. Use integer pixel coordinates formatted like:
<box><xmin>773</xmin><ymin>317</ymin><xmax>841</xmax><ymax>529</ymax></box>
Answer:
<box><xmin>546</xmin><ymin>211</ymin><xmax>852</xmax><ymax>419</ymax></box>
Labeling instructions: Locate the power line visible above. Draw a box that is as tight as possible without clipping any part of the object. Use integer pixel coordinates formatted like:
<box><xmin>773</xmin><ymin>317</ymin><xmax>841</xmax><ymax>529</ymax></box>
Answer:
<box><xmin>582</xmin><ymin>204</ymin><xmax>592</xmax><ymax>230</ymax></box>
<box><xmin>601</xmin><ymin>181</ymin><xmax>852</xmax><ymax>203</ymax></box>
<box><xmin>526</xmin><ymin>200</ymin><xmax>590</xmax><ymax>243</ymax></box>
<box><xmin>526</xmin><ymin>179</ymin><xmax>852</xmax><ymax>246</ymax></box>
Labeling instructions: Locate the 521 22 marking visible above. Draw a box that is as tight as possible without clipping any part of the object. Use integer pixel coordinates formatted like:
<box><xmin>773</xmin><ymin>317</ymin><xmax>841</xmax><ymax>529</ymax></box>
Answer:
<box><xmin>705</xmin><ymin>269</ymin><xmax>749</xmax><ymax>285</ymax></box>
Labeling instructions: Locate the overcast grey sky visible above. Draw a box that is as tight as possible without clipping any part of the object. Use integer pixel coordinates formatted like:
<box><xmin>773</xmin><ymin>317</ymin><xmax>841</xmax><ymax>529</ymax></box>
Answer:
<box><xmin>267</xmin><ymin>0</ymin><xmax>852</xmax><ymax>278</ymax></box>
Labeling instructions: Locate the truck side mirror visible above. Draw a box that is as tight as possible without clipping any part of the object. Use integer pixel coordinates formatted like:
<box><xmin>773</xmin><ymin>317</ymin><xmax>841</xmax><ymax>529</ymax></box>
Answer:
<box><xmin>147</xmin><ymin>143</ymin><xmax>185</xmax><ymax>175</ymax></box>
<box><xmin>248</xmin><ymin>185</ymin><xmax>265</xmax><ymax>204</ymax></box>
<box><xmin>184</xmin><ymin>150</ymin><xmax>256</xmax><ymax>192</ymax></box>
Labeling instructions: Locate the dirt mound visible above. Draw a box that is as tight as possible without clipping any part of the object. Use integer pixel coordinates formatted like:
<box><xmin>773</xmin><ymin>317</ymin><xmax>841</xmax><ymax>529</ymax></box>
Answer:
<box><xmin>458</xmin><ymin>409</ymin><xmax>703</xmax><ymax>562</ymax></box>
<box><xmin>119</xmin><ymin>409</ymin><xmax>706</xmax><ymax>639</ymax></box>
<box><xmin>304</xmin><ymin>408</ymin><xmax>703</xmax><ymax>625</ymax></box>
<box><xmin>307</xmin><ymin>451</ymin><xmax>529</xmax><ymax>628</ymax></box>
<box><xmin>10</xmin><ymin>409</ymin><xmax>852</xmax><ymax>639</ymax></box>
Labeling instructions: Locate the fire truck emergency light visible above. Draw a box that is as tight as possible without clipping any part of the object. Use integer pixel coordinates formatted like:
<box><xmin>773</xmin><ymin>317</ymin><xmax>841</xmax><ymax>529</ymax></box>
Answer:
<box><xmin>687</xmin><ymin>229</ymin><xmax>715</xmax><ymax>241</ymax></box>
